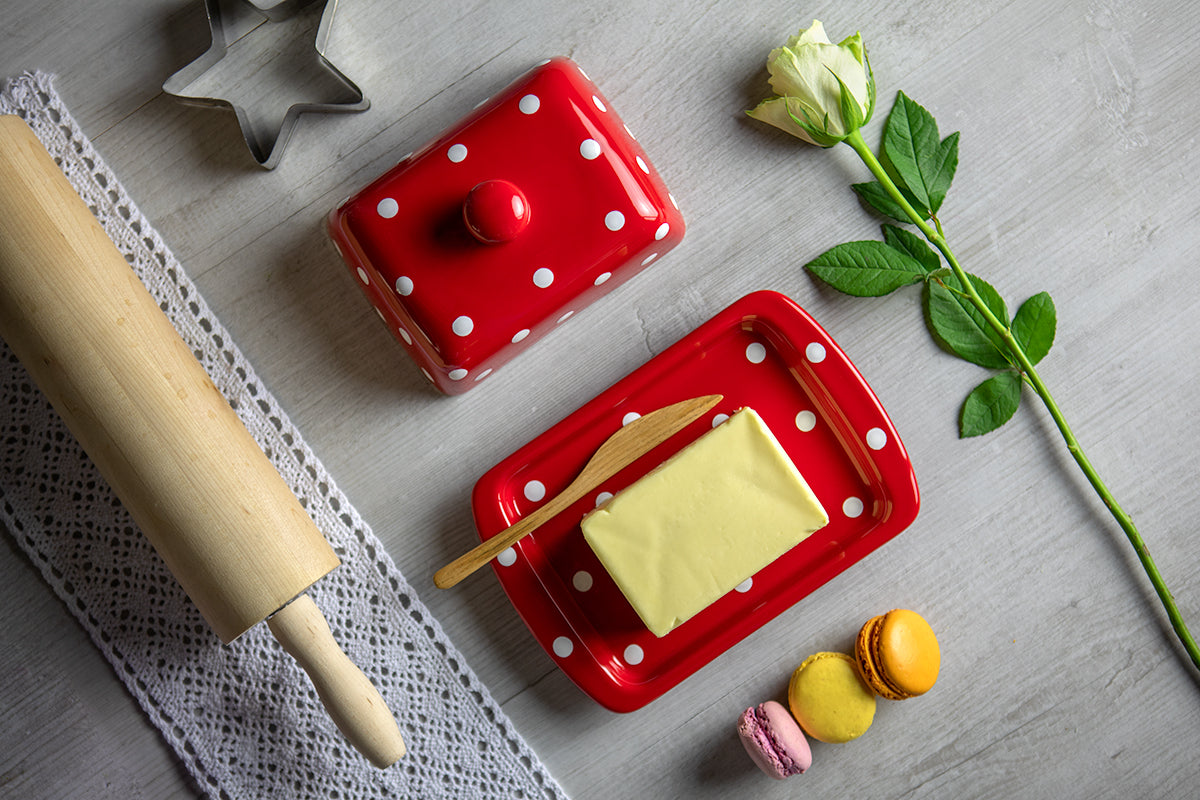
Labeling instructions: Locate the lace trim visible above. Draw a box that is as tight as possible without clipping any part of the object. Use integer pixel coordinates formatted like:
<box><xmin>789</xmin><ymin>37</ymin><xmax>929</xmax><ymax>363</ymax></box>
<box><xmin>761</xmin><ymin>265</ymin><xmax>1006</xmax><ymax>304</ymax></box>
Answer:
<box><xmin>0</xmin><ymin>71</ymin><xmax>568</xmax><ymax>800</ymax></box>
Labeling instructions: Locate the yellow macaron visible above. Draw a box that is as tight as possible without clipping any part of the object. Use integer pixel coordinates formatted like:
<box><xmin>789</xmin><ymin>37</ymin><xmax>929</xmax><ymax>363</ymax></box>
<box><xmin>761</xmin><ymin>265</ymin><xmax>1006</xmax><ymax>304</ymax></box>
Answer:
<box><xmin>854</xmin><ymin>608</ymin><xmax>940</xmax><ymax>700</ymax></box>
<box><xmin>787</xmin><ymin>651</ymin><xmax>876</xmax><ymax>743</ymax></box>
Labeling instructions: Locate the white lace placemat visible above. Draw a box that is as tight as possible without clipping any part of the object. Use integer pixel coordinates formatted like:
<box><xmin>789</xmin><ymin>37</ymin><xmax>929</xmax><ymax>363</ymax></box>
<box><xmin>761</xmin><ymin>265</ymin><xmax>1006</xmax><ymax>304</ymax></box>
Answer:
<box><xmin>0</xmin><ymin>72</ymin><xmax>569</xmax><ymax>800</ymax></box>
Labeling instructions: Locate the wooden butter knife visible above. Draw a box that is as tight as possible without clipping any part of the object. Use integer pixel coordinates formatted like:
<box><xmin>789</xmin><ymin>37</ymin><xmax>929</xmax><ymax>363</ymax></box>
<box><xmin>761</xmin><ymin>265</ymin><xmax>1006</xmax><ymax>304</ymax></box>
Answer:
<box><xmin>434</xmin><ymin>393</ymin><xmax>723</xmax><ymax>589</ymax></box>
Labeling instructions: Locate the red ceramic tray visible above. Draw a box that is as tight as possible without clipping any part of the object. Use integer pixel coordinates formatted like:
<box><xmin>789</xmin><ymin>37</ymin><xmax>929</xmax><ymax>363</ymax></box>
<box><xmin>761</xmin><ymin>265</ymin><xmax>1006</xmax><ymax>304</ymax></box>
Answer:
<box><xmin>471</xmin><ymin>290</ymin><xmax>920</xmax><ymax>711</ymax></box>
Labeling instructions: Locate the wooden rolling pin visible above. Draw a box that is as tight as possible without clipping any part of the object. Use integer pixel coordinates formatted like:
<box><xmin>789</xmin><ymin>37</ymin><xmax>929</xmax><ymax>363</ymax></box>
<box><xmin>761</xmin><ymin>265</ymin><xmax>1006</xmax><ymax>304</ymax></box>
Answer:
<box><xmin>0</xmin><ymin>115</ymin><xmax>404</xmax><ymax>767</ymax></box>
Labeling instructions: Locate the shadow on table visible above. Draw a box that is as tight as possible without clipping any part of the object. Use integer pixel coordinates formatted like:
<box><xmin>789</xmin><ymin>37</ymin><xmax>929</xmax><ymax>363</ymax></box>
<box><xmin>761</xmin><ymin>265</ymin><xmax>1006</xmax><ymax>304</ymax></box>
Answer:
<box><xmin>269</xmin><ymin>221</ymin><xmax>442</xmax><ymax>399</ymax></box>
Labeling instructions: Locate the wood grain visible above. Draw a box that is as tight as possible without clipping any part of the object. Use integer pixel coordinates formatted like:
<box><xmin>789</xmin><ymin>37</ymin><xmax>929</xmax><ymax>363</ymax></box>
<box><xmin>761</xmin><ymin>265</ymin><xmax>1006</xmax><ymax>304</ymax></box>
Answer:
<box><xmin>0</xmin><ymin>114</ymin><xmax>339</xmax><ymax>644</ymax></box>
<box><xmin>0</xmin><ymin>115</ymin><xmax>402</xmax><ymax>768</ymax></box>
<box><xmin>3</xmin><ymin>0</ymin><xmax>1200</xmax><ymax>797</ymax></box>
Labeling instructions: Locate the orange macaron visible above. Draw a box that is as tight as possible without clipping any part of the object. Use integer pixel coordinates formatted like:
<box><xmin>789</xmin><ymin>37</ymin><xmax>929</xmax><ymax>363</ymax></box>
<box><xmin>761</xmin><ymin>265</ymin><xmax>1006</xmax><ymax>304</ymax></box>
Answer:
<box><xmin>854</xmin><ymin>609</ymin><xmax>940</xmax><ymax>700</ymax></box>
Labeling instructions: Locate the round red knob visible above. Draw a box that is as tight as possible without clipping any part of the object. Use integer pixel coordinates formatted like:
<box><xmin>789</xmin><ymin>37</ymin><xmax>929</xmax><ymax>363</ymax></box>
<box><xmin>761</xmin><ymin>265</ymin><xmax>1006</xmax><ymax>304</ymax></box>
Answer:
<box><xmin>463</xmin><ymin>179</ymin><xmax>530</xmax><ymax>244</ymax></box>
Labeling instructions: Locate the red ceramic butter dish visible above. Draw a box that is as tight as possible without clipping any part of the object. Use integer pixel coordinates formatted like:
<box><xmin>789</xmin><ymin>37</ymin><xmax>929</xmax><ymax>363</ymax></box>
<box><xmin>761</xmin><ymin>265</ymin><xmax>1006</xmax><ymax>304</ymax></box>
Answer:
<box><xmin>471</xmin><ymin>291</ymin><xmax>920</xmax><ymax>711</ymax></box>
<box><xmin>328</xmin><ymin>57</ymin><xmax>685</xmax><ymax>394</ymax></box>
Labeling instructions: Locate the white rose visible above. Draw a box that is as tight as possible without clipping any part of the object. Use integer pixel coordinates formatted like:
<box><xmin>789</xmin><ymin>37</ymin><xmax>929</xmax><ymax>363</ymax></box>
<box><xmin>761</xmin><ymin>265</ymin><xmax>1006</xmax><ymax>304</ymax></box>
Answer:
<box><xmin>748</xmin><ymin>20</ymin><xmax>874</xmax><ymax>146</ymax></box>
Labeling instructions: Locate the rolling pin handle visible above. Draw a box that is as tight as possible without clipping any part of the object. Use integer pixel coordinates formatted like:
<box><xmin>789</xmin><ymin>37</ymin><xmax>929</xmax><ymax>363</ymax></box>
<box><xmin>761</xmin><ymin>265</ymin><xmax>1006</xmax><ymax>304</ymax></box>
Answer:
<box><xmin>267</xmin><ymin>593</ymin><xmax>406</xmax><ymax>767</ymax></box>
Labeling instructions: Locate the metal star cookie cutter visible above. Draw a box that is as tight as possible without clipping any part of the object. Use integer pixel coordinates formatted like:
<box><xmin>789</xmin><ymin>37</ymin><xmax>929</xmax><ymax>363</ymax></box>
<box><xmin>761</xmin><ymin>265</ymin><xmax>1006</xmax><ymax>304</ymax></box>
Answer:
<box><xmin>163</xmin><ymin>0</ymin><xmax>369</xmax><ymax>169</ymax></box>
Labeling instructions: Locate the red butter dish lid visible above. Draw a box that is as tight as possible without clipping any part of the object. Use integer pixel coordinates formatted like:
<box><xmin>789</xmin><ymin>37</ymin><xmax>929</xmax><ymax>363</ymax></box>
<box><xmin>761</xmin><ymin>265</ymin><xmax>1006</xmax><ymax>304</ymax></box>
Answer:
<box><xmin>471</xmin><ymin>291</ymin><xmax>921</xmax><ymax>711</ymax></box>
<box><xmin>328</xmin><ymin>57</ymin><xmax>685</xmax><ymax>394</ymax></box>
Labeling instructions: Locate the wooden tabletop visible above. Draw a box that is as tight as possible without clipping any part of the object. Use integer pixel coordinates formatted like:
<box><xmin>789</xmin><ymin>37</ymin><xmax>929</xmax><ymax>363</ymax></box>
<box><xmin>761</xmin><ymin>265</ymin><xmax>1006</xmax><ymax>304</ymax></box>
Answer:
<box><xmin>3</xmin><ymin>0</ymin><xmax>1199</xmax><ymax>797</ymax></box>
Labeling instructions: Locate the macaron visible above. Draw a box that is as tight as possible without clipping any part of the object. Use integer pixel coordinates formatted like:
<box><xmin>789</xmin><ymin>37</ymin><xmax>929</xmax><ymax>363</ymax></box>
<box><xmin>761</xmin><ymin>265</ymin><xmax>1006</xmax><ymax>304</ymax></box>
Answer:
<box><xmin>787</xmin><ymin>651</ymin><xmax>876</xmax><ymax>743</ymax></box>
<box><xmin>855</xmin><ymin>608</ymin><xmax>940</xmax><ymax>700</ymax></box>
<box><xmin>737</xmin><ymin>700</ymin><xmax>812</xmax><ymax>779</ymax></box>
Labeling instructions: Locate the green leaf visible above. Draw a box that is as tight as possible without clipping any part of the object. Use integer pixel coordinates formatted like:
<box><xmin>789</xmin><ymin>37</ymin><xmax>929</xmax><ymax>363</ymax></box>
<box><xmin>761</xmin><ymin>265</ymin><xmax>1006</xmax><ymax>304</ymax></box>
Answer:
<box><xmin>851</xmin><ymin>180</ymin><xmax>931</xmax><ymax>223</ymax></box>
<box><xmin>924</xmin><ymin>273</ymin><xmax>1012</xmax><ymax>369</ymax></box>
<box><xmin>881</xmin><ymin>224</ymin><xmax>940</xmax><ymax>272</ymax></box>
<box><xmin>882</xmin><ymin>92</ymin><xmax>959</xmax><ymax>215</ymax></box>
<box><xmin>851</xmin><ymin>181</ymin><xmax>910</xmax><ymax>222</ymax></box>
<box><xmin>927</xmin><ymin>131</ymin><xmax>959</xmax><ymax>213</ymax></box>
<box><xmin>882</xmin><ymin>92</ymin><xmax>938</xmax><ymax>209</ymax></box>
<box><xmin>1011</xmin><ymin>291</ymin><xmax>1056</xmax><ymax>366</ymax></box>
<box><xmin>960</xmin><ymin>371</ymin><xmax>1023</xmax><ymax>437</ymax></box>
<box><xmin>806</xmin><ymin>240</ymin><xmax>928</xmax><ymax>297</ymax></box>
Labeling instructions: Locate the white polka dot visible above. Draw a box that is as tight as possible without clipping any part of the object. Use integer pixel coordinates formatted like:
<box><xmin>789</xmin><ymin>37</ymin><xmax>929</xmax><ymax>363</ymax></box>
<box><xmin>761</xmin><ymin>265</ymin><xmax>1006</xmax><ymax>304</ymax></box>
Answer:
<box><xmin>623</xmin><ymin>644</ymin><xmax>644</xmax><ymax>665</ymax></box>
<box><xmin>398</xmin><ymin>327</ymin><xmax>412</xmax><ymax>345</ymax></box>
<box><xmin>604</xmin><ymin>210</ymin><xmax>625</xmax><ymax>231</ymax></box>
<box><xmin>593</xmin><ymin>95</ymin><xmax>607</xmax><ymax>112</ymax></box>
<box><xmin>512</xmin><ymin>328</ymin><xmax>531</xmax><ymax>343</ymax></box>
<box><xmin>636</xmin><ymin>155</ymin><xmax>649</xmax><ymax>174</ymax></box>
<box><xmin>622</xmin><ymin>412</ymin><xmax>641</xmax><ymax>426</ymax></box>
<box><xmin>375</xmin><ymin>307</ymin><xmax>385</xmax><ymax>322</ymax></box>
<box><xmin>795</xmin><ymin>410</ymin><xmax>817</xmax><ymax>432</ymax></box>
<box><xmin>448</xmin><ymin>368</ymin><xmax>468</xmax><ymax>381</ymax></box>
<box><xmin>395</xmin><ymin>275</ymin><xmax>414</xmax><ymax>295</ymax></box>
<box><xmin>669</xmin><ymin>193</ymin><xmax>679</xmax><ymax>209</ymax></box>
<box><xmin>843</xmin><ymin>497</ymin><xmax>865</xmax><ymax>518</ymax></box>
<box><xmin>711</xmin><ymin>413</ymin><xmax>729</xmax><ymax>427</ymax></box>
<box><xmin>473</xmin><ymin>95</ymin><xmax>491</xmax><ymax>109</ymax></box>
<box><xmin>594</xmin><ymin>271</ymin><xmax>612</xmax><ymax>286</ymax></box>
<box><xmin>532</xmin><ymin>267</ymin><xmax>554</xmax><ymax>288</ymax></box>
<box><xmin>735</xmin><ymin>577</ymin><xmax>753</xmax><ymax>593</ymax></box>
<box><xmin>474</xmin><ymin>368</ymin><xmax>493</xmax><ymax>381</ymax></box>
<box><xmin>497</xmin><ymin>547</ymin><xmax>517</xmax><ymax>567</ymax></box>
<box><xmin>866</xmin><ymin>427</ymin><xmax>888</xmax><ymax>450</ymax></box>
<box><xmin>356</xmin><ymin>267</ymin><xmax>369</xmax><ymax>284</ymax></box>
<box><xmin>519</xmin><ymin>93</ymin><xmax>540</xmax><ymax>114</ymax></box>
<box><xmin>524</xmin><ymin>480</ymin><xmax>546</xmax><ymax>502</ymax></box>
<box><xmin>557</xmin><ymin>310</ymin><xmax>574</xmax><ymax>323</ymax></box>
<box><xmin>376</xmin><ymin>197</ymin><xmax>399</xmax><ymax>218</ymax></box>
<box><xmin>552</xmin><ymin>636</ymin><xmax>574</xmax><ymax>657</ymax></box>
<box><xmin>579</xmin><ymin>138</ymin><xmax>601</xmax><ymax>159</ymax></box>
<box><xmin>745</xmin><ymin>342</ymin><xmax>767</xmax><ymax>363</ymax></box>
<box><xmin>655</xmin><ymin>222</ymin><xmax>669</xmax><ymax>240</ymax></box>
<box><xmin>572</xmin><ymin>571</ymin><xmax>594</xmax><ymax>592</ymax></box>
<box><xmin>624</xmin><ymin>123</ymin><xmax>636</xmax><ymax>139</ymax></box>
<box><xmin>452</xmin><ymin>315</ymin><xmax>474</xmax><ymax>336</ymax></box>
<box><xmin>421</xmin><ymin>368</ymin><xmax>434</xmax><ymax>383</ymax></box>
<box><xmin>806</xmin><ymin>342</ymin><xmax>827</xmax><ymax>363</ymax></box>
<box><xmin>447</xmin><ymin>143</ymin><xmax>468</xmax><ymax>162</ymax></box>
<box><xmin>641</xmin><ymin>252</ymin><xmax>658</xmax><ymax>266</ymax></box>
<box><xmin>595</xmin><ymin>491</ymin><xmax>613</xmax><ymax>506</ymax></box>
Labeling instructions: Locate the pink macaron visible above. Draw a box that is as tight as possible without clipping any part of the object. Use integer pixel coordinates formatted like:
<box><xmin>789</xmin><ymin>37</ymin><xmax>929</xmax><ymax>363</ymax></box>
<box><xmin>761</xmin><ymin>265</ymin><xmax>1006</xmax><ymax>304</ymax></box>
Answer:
<box><xmin>737</xmin><ymin>700</ymin><xmax>813</xmax><ymax>779</ymax></box>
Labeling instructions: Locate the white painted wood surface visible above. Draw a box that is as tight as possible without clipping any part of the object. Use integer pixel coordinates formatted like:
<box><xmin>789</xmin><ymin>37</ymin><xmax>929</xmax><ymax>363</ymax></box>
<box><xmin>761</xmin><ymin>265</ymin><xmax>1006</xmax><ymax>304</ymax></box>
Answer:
<box><xmin>3</xmin><ymin>0</ymin><xmax>1199</xmax><ymax>797</ymax></box>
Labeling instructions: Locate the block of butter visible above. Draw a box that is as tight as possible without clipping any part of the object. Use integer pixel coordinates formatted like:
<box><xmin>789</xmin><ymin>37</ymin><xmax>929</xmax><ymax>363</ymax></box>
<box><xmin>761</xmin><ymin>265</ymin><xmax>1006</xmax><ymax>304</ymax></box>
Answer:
<box><xmin>581</xmin><ymin>407</ymin><xmax>828</xmax><ymax>637</ymax></box>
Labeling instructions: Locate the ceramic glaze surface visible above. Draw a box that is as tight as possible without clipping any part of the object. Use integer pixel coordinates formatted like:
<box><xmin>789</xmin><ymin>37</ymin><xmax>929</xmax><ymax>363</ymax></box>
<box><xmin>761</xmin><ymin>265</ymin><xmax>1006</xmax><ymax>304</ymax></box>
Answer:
<box><xmin>471</xmin><ymin>291</ymin><xmax>920</xmax><ymax>711</ymax></box>
<box><xmin>328</xmin><ymin>57</ymin><xmax>685</xmax><ymax>394</ymax></box>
